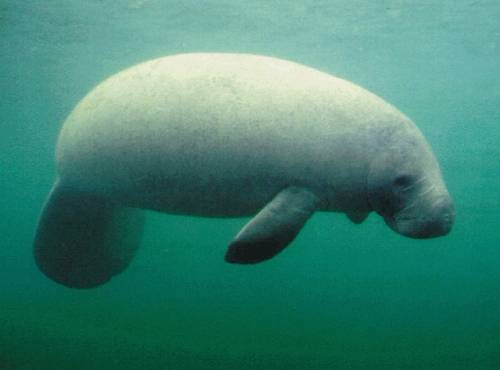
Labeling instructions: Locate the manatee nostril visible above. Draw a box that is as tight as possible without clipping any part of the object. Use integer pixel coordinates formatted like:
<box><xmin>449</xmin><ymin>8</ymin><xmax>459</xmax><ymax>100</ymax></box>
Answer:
<box><xmin>425</xmin><ymin>204</ymin><xmax>455</xmax><ymax>237</ymax></box>
<box><xmin>434</xmin><ymin>198</ymin><xmax>455</xmax><ymax>223</ymax></box>
<box><xmin>428</xmin><ymin>197</ymin><xmax>455</xmax><ymax>236</ymax></box>
<box><xmin>441</xmin><ymin>211</ymin><xmax>455</xmax><ymax>226</ymax></box>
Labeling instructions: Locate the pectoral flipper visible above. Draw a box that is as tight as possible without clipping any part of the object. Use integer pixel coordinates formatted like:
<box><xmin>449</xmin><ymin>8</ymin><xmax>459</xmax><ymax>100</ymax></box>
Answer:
<box><xmin>225</xmin><ymin>186</ymin><xmax>320</xmax><ymax>264</ymax></box>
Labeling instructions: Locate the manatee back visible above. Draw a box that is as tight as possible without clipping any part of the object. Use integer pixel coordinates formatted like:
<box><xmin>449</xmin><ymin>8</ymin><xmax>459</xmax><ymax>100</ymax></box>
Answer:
<box><xmin>55</xmin><ymin>53</ymin><xmax>412</xmax><ymax>211</ymax></box>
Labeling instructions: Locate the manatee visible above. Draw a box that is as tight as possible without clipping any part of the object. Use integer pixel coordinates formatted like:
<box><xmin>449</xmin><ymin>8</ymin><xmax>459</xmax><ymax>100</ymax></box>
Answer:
<box><xmin>33</xmin><ymin>53</ymin><xmax>455</xmax><ymax>288</ymax></box>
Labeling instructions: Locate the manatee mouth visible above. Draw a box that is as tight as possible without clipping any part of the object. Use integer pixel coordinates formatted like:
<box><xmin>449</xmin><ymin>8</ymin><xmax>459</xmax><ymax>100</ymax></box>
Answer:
<box><xmin>383</xmin><ymin>194</ymin><xmax>455</xmax><ymax>239</ymax></box>
<box><xmin>385</xmin><ymin>212</ymin><xmax>454</xmax><ymax>239</ymax></box>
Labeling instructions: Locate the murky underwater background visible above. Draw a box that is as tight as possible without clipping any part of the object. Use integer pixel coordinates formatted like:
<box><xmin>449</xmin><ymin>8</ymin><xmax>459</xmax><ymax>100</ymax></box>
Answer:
<box><xmin>1</xmin><ymin>1</ymin><xmax>499</xmax><ymax>369</ymax></box>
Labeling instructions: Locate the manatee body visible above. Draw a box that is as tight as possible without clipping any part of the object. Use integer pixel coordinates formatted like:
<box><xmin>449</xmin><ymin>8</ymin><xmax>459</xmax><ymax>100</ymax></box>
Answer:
<box><xmin>34</xmin><ymin>53</ymin><xmax>455</xmax><ymax>288</ymax></box>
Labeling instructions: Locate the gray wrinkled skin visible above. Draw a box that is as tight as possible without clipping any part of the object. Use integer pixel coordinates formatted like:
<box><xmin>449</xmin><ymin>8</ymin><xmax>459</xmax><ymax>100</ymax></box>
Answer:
<box><xmin>57</xmin><ymin>53</ymin><xmax>454</xmax><ymax>238</ymax></box>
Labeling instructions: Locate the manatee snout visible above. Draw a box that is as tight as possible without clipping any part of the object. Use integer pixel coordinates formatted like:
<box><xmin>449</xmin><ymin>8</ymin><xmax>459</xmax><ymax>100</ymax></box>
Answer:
<box><xmin>387</xmin><ymin>196</ymin><xmax>455</xmax><ymax>239</ymax></box>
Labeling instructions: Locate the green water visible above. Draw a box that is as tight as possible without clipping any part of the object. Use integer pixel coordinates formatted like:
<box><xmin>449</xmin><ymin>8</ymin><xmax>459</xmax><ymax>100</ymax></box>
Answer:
<box><xmin>1</xmin><ymin>1</ymin><xmax>499</xmax><ymax>369</ymax></box>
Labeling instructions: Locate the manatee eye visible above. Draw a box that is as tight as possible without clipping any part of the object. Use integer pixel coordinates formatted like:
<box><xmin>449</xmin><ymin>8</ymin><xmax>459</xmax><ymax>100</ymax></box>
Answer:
<box><xmin>393</xmin><ymin>174</ymin><xmax>413</xmax><ymax>188</ymax></box>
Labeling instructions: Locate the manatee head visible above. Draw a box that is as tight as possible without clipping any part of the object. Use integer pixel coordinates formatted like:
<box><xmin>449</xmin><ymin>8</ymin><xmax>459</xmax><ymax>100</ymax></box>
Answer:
<box><xmin>367</xmin><ymin>127</ymin><xmax>455</xmax><ymax>239</ymax></box>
